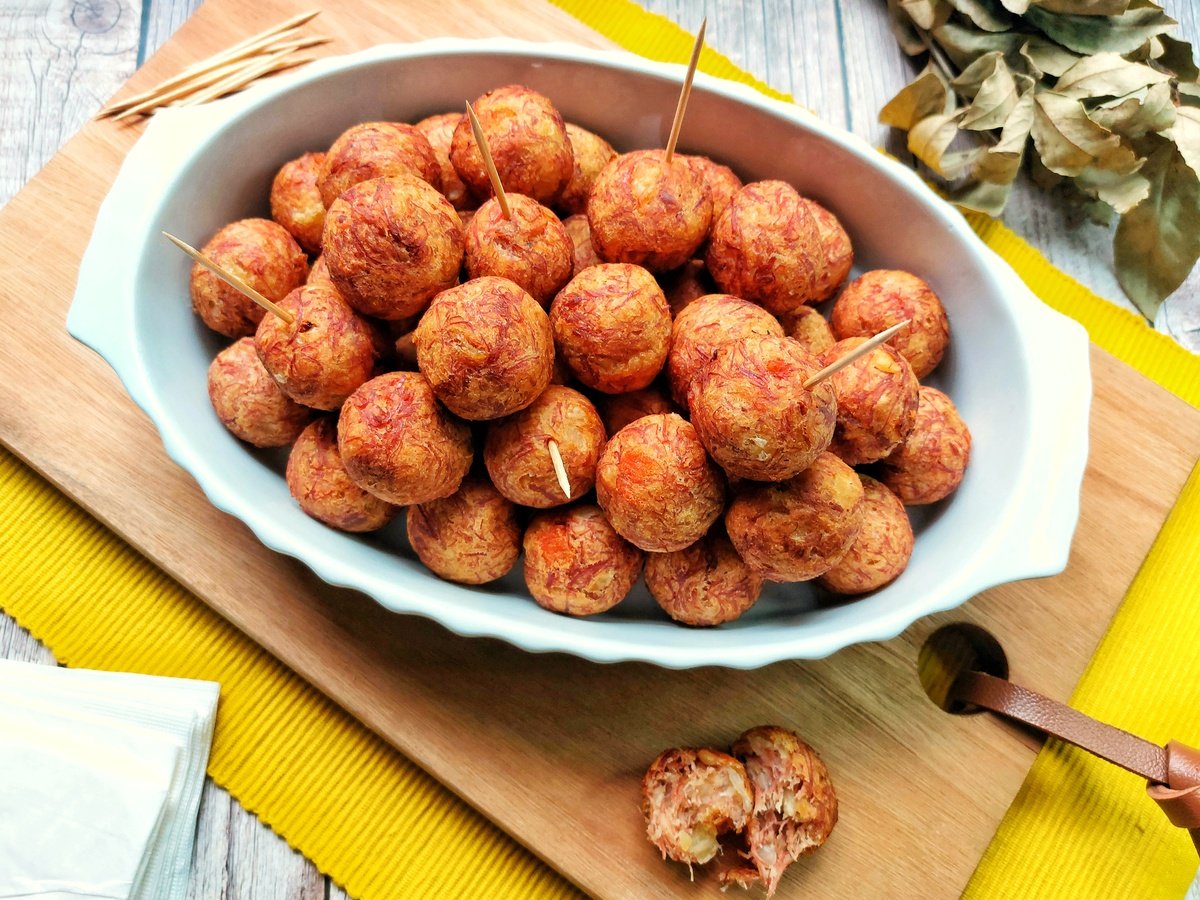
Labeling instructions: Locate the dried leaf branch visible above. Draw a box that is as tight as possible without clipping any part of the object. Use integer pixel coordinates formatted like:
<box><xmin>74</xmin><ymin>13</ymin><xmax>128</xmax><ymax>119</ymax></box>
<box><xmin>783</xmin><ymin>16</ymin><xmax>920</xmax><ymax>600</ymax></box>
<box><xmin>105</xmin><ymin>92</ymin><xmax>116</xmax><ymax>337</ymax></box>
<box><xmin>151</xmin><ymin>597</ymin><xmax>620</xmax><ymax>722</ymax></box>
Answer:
<box><xmin>882</xmin><ymin>0</ymin><xmax>1200</xmax><ymax>320</ymax></box>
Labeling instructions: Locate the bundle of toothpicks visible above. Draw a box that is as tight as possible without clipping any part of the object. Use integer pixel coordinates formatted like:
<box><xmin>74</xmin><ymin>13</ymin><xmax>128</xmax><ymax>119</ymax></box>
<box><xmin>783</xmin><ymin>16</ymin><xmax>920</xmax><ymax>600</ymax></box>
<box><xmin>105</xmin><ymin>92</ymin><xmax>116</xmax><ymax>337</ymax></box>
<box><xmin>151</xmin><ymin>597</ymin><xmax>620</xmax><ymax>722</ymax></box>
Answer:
<box><xmin>98</xmin><ymin>10</ymin><xmax>328</xmax><ymax>121</ymax></box>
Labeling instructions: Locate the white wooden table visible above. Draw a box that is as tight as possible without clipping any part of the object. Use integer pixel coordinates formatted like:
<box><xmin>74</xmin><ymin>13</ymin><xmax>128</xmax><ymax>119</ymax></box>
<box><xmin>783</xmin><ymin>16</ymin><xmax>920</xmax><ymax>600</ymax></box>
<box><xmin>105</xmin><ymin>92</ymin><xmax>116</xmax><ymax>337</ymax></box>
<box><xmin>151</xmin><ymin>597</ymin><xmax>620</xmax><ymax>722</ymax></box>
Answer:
<box><xmin>1</xmin><ymin>1</ymin><xmax>1197</xmax><ymax>895</ymax></box>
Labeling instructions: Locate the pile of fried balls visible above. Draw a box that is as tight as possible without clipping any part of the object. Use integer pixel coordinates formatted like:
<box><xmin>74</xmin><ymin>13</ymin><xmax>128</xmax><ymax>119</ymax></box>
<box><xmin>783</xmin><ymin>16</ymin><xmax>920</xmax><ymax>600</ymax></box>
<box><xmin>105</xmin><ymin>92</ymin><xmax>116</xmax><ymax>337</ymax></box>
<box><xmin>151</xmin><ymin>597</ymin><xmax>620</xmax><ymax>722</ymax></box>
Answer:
<box><xmin>198</xmin><ymin>83</ymin><xmax>971</xmax><ymax>627</ymax></box>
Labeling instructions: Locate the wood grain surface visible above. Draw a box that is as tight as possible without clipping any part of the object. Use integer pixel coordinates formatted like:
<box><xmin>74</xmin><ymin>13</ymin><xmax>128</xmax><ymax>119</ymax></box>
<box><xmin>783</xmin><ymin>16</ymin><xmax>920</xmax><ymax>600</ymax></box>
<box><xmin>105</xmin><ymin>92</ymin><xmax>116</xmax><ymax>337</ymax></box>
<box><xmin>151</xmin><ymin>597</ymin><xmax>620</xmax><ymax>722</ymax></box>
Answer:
<box><xmin>1</xmin><ymin>1</ymin><xmax>1198</xmax><ymax>897</ymax></box>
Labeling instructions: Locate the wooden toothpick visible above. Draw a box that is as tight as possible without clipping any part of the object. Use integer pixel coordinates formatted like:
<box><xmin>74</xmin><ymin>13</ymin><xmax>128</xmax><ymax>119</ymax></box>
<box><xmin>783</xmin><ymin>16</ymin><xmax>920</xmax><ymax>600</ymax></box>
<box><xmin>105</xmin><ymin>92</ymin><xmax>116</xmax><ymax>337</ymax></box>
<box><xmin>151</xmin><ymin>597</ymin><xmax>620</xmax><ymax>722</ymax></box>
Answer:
<box><xmin>162</xmin><ymin>232</ymin><xmax>295</xmax><ymax>324</ymax></box>
<box><xmin>99</xmin><ymin>10</ymin><xmax>321</xmax><ymax>117</ymax></box>
<box><xmin>547</xmin><ymin>439</ymin><xmax>572</xmax><ymax>501</ymax></box>
<box><xmin>663</xmin><ymin>17</ymin><xmax>706</xmax><ymax>165</ymax></box>
<box><xmin>112</xmin><ymin>55</ymin><xmax>255</xmax><ymax>120</ymax></box>
<box><xmin>175</xmin><ymin>51</ymin><xmax>317</xmax><ymax>108</ymax></box>
<box><xmin>803</xmin><ymin>320</ymin><xmax>911</xmax><ymax>389</ymax></box>
<box><xmin>465</xmin><ymin>100</ymin><xmax>510</xmax><ymax>219</ymax></box>
<box><xmin>112</xmin><ymin>36</ymin><xmax>329</xmax><ymax>120</ymax></box>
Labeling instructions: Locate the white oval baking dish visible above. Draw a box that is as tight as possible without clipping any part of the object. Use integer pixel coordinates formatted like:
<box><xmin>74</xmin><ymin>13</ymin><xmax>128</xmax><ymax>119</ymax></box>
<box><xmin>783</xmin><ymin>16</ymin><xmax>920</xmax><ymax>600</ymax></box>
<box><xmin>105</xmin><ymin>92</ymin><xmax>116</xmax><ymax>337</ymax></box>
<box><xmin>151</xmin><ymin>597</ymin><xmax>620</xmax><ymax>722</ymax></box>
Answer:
<box><xmin>68</xmin><ymin>39</ymin><xmax>1091</xmax><ymax>668</ymax></box>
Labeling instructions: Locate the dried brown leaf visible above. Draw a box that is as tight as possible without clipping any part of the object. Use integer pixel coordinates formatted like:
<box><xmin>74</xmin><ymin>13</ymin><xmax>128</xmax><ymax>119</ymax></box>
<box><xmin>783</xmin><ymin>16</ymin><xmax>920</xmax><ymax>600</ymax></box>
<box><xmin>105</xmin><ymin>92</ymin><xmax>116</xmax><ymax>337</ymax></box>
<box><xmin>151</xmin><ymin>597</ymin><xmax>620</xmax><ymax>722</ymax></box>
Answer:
<box><xmin>884</xmin><ymin>0</ymin><xmax>1200</xmax><ymax>319</ymax></box>
<box><xmin>952</xmin><ymin>50</ymin><xmax>1003</xmax><ymax>97</ymax></box>
<box><xmin>1053</xmin><ymin>51</ymin><xmax>1169</xmax><ymax>99</ymax></box>
<box><xmin>934</xmin><ymin>21</ymin><xmax>1026</xmax><ymax>68</ymax></box>
<box><xmin>947</xmin><ymin>0</ymin><xmax>1014</xmax><ymax>32</ymax></box>
<box><xmin>951</xmin><ymin>178</ymin><xmax>1017</xmax><ymax>214</ymax></box>
<box><xmin>1125</xmin><ymin>35</ymin><xmax>1164</xmax><ymax>64</ymax></box>
<box><xmin>887</xmin><ymin>0</ymin><xmax>931</xmax><ymax>55</ymax></box>
<box><xmin>943</xmin><ymin>147</ymin><xmax>988</xmax><ymax>179</ymax></box>
<box><xmin>964</xmin><ymin>65</ymin><xmax>1033</xmax><ymax>130</ymax></box>
<box><xmin>901</xmin><ymin>0</ymin><xmax>953</xmax><ymax>31</ymax></box>
<box><xmin>984</xmin><ymin>89</ymin><xmax>1037</xmax><ymax>161</ymax></box>
<box><xmin>908</xmin><ymin>111</ymin><xmax>967</xmax><ymax>175</ymax></box>
<box><xmin>950</xmin><ymin>92</ymin><xmax>1037</xmax><ymax>215</ymax></box>
<box><xmin>880</xmin><ymin>64</ymin><xmax>954</xmax><ymax>129</ymax></box>
<box><xmin>1034</xmin><ymin>0</ymin><xmax>1132</xmax><ymax>14</ymax></box>
<box><xmin>1114</xmin><ymin>136</ymin><xmax>1200</xmax><ymax>319</ymax></box>
<box><xmin>1074</xmin><ymin>166</ymin><xmax>1151</xmax><ymax>212</ymax></box>
<box><xmin>1031</xmin><ymin>89</ymin><xmax>1140</xmax><ymax>175</ymax></box>
<box><xmin>1162</xmin><ymin>106</ymin><xmax>1200</xmax><ymax>176</ymax></box>
<box><xmin>1156</xmin><ymin>34</ymin><xmax>1199</xmax><ymax>82</ymax></box>
<box><xmin>1020</xmin><ymin>35</ymin><xmax>1082</xmax><ymax>75</ymax></box>
<box><xmin>1088</xmin><ymin>82</ymin><xmax>1175</xmax><ymax>137</ymax></box>
<box><xmin>1024</xmin><ymin>5</ymin><xmax>1177</xmax><ymax>56</ymax></box>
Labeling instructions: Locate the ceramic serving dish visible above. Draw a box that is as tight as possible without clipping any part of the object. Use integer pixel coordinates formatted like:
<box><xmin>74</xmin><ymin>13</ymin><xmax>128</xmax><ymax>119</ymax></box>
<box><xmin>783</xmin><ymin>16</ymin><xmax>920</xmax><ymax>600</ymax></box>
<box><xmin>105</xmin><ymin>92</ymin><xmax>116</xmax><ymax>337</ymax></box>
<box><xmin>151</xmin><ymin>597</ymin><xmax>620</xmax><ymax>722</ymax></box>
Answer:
<box><xmin>68</xmin><ymin>39</ymin><xmax>1091</xmax><ymax>669</ymax></box>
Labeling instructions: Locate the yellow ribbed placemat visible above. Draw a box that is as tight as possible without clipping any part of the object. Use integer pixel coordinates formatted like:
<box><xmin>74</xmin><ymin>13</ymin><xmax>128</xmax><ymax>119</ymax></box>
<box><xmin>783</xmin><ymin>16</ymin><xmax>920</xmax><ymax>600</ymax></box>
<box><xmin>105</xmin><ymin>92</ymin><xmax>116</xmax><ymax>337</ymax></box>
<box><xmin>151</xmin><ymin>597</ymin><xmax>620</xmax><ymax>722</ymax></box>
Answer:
<box><xmin>1</xmin><ymin>2</ymin><xmax>1198</xmax><ymax>898</ymax></box>
<box><xmin>964</xmin><ymin>461</ymin><xmax>1200</xmax><ymax>897</ymax></box>
<box><xmin>0</xmin><ymin>446</ymin><xmax>580</xmax><ymax>900</ymax></box>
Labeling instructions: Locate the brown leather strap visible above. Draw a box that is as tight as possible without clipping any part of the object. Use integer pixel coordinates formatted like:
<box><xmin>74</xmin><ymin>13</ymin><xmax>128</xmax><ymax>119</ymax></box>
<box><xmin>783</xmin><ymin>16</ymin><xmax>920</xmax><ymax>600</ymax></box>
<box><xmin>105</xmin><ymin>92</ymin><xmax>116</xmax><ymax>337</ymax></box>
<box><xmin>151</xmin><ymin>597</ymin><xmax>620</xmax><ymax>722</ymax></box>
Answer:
<box><xmin>950</xmin><ymin>670</ymin><xmax>1200</xmax><ymax>856</ymax></box>
<box><xmin>1148</xmin><ymin>742</ymin><xmax>1200</xmax><ymax>856</ymax></box>
<box><xmin>951</xmin><ymin>671</ymin><xmax>1169</xmax><ymax>781</ymax></box>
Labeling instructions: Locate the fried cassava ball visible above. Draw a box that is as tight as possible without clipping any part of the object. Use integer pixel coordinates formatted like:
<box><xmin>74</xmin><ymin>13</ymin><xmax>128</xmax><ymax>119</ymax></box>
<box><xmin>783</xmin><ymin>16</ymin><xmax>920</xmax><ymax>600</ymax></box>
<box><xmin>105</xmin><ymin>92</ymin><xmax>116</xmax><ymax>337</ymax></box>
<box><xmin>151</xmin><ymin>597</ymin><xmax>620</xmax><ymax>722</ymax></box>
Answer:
<box><xmin>667</xmin><ymin>293</ymin><xmax>784</xmax><ymax>410</ymax></box>
<box><xmin>464</xmin><ymin>194</ymin><xmax>573</xmax><ymax>307</ymax></box>
<box><xmin>414</xmin><ymin>276</ymin><xmax>554</xmax><ymax>420</ymax></box>
<box><xmin>190</xmin><ymin>218</ymin><xmax>308</xmax><ymax>338</ymax></box>
<box><xmin>559</xmin><ymin>123</ymin><xmax>617</xmax><ymax>215</ymax></box>
<box><xmin>642</xmin><ymin>747</ymin><xmax>753</xmax><ymax>866</ymax></box>
<box><xmin>562</xmin><ymin>213</ymin><xmax>602</xmax><ymax>277</ymax></box>
<box><xmin>306</xmin><ymin>253</ymin><xmax>332</xmax><ymax>288</ymax></box>
<box><xmin>406</xmin><ymin>475</ymin><xmax>521</xmax><ymax>585</ymax></box>
<box><xmin>270</xmin><ymin>151</ymin><xmax>327</xmax><ymax>254</ymax></box>
<box><xmin>818</xmin><ymin>475</ymin><xmax>913</xmax><ymax>594</ymax></box>
<box><xmin>802</xmin><ymin>198</ymin><xmax>853</xmax><ymax>302</ymax></box>
<box><xmin>414</xmin><ymin>112</ymin><xmax>473</xmax><ymax>210</ymax></box>
<box><xmin>208</xmin><ymin>337</ymin><xmax>314</xmax><ymax>447</ymax></box>
<box><xmin>286</xmin><ymin>417</ymin><xmax>399</xmax><ymax>533</ymax></box>
<box><xmin>484</xmin><ymin>385</ymin><xmax>606</xmax><ymax>508</ymax></box>
<box><xmin>337</xmin><ymin>372</ymin><xmax>473</xmax><ymax>506</ymax></box>
<box><xmin>682</xmin><ymin>155</ymin><xmax>743</xmax><ymax>223</ymax></box>
<box><xmin>255</xmin><ymin>282</ymin><xmax>382</xmax><ymax>410</ymax></box>
<box><xmin>322</xmin><ymin>174</ymin><xmax>464</xmax><ymax>321</ymax></box>
<box><xmin>705</xmin><ymin>181</ymin><xmax>825</xmax><ymax>317</ymax></box>
<box><xmin>876</xmin><ymin>386</ymin><xmax>971</xmax><ymax>505</ymax></box>
<box><xmin>688</xmin><ymin>335</ymin><xmax>836</xmax><ymax>482</ymax></box>
<box><xmin>588</xmin><ymin>149</ymin><xmax>712</xmax><ymax>272</ymax></box>
<box><xmin>596</xmin><ymin>384</ymin><xmax>676</xmax><ymax>436</ymax></box>
<box><xmin>522</xmin><ymin>504</ymin><xmax>642</xmax><ymax>616</ymax></box>
<box><xmin>728</xmin><ymin>726</ymin><xmax>838</xmax><ymax>896</ymax></box>
<box><xmin>451</xmin><ymin>85</ymin><xmax>573</xmax><ymax>205</ymax></box>
<box><xmin>550</xmin><ymin>263</ymin><xmax>671</xmax><ymax>394</ymax></box>
<box><xmin>595</xmin><ymin>413</ymin><xmax>725</xmax><ymax>553</ymax></box>
<box><xmin>831</xmin><ymin>269</ymin><xmax>950</xmax><ymax>378</ymax></box>
<box><xmin>819</xmin><ymin>336</ymin><xmax>919</xmax><ymax>465</ymax></box>
<box><xmin>645</xmin><ymin>531</ymin><xmax>763</xmax><ymax>626</ymax></box>
<box><xmin>725</xmin><ymin>452</ymin><xmax>865</xmax><ymax>582</ymax></box>
<box><xmin>317</xmin><ymin>121</ymin><xmax>440</xmax><ymax>207</ymax></box>
<box><xmin>779</xmin><ymin>305</ymin><xmax>836</xmax><ymax>356</ymax></box>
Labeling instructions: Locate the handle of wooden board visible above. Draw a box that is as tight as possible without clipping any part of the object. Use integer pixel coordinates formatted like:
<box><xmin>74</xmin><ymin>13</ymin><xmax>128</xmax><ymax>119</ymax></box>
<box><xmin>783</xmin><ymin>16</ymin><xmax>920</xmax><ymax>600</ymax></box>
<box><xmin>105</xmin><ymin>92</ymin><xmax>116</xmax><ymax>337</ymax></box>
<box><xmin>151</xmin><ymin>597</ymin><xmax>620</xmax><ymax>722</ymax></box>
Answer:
<box><xmin>950</xmin><ymin>670</ymin><xmax>1200</xmax><ymax>856</ymax></box>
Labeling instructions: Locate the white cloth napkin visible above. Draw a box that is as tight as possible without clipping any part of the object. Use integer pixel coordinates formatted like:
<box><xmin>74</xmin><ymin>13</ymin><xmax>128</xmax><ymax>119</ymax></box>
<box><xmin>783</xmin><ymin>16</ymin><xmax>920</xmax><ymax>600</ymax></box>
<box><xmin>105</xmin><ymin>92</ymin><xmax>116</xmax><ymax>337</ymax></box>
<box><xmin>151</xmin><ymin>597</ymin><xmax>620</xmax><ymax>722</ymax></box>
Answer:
<box><xmin>0</xmin><ymin>661</ymin><xmax>219</xmax><ymax>900</ymax></box>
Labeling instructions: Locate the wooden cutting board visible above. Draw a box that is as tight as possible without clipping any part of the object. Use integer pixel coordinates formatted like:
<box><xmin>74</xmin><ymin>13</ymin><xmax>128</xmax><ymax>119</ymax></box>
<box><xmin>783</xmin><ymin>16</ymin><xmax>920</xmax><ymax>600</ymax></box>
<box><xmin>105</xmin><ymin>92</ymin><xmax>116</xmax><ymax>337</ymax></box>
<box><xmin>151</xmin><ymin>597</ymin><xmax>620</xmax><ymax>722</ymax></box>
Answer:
<box><xmin>2</xmin><ymin>0</ymin><xmax>1199</xmax><ymax>896</ymax></box>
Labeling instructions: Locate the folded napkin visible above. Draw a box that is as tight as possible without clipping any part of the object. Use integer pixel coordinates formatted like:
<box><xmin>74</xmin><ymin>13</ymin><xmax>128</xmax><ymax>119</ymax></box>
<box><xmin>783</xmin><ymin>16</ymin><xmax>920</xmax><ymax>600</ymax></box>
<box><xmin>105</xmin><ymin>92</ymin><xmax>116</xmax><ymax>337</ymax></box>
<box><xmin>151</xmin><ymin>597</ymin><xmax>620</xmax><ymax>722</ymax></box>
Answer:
<box><xmin>0</xmin><ymin>661</ymin><xmax>219</xmax><ymax>900</ymax></box>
